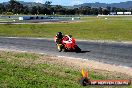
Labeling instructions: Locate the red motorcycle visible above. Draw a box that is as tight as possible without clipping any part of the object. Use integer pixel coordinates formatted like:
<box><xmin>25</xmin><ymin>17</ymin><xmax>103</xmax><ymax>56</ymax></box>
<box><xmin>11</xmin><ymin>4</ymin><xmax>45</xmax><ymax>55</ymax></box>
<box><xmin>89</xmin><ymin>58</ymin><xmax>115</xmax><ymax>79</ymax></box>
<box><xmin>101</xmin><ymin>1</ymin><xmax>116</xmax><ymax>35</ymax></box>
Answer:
<box><xmin>54</xmin><ymin>35</ymin><xmax>81</xmax><ymax>52</ymax></box>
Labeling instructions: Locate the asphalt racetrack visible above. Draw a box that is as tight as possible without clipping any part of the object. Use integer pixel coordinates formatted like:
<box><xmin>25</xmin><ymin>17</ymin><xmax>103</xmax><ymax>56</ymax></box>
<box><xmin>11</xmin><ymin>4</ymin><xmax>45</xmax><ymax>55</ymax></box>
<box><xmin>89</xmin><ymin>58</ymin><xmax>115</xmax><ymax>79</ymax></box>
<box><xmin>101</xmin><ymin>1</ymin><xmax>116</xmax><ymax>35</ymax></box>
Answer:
<box><xmin>0</xmin><ymin>37</ymin><xmax>132</xmax><ymax>68</ymax></box>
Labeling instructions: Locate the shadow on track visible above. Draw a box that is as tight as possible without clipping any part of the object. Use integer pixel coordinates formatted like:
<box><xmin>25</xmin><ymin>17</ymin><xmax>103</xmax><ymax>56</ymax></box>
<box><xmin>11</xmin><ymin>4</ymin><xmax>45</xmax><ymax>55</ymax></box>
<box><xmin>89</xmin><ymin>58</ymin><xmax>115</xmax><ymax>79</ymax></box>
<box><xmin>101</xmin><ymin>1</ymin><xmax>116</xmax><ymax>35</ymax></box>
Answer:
<box><xmin>76</xmin><ymin>50</ymin><xmax>91</xmax><ymax>53</ymax></box>
<box><xmin>63</xmin><ymin>50</ymin><xmax>91</xmax><ymax>53</ymax></box>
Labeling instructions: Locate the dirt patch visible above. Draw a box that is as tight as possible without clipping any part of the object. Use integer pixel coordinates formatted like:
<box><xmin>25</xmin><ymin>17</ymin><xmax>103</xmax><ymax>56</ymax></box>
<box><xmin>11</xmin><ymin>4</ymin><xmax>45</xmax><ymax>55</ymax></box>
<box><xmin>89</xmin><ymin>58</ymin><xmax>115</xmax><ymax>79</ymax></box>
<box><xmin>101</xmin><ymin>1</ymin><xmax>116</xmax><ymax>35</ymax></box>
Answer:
<box><xmin>35</xmin><ymin>55</ymin><xmax>132</xmax><ymax>79</ymax></box>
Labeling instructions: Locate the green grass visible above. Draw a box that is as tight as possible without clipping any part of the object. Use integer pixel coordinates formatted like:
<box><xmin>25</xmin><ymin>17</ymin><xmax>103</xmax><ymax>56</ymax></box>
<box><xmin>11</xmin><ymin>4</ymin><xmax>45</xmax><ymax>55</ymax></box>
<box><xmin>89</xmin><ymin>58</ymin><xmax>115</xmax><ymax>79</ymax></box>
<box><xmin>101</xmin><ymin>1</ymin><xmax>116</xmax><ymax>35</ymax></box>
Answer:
<box><xmin>0</xmin><ymin>16</ymin><xmax>132</xmax><ymax>41</ymax></box>
<box><xmin>0</xmin><ymin>51</ymin><xmax>100</xmax><ymax>88</ymax></box>
<box><xmin>0</xmin><ymin>51</ymin><xmax>131</xmax><ymax>88</ymax></box>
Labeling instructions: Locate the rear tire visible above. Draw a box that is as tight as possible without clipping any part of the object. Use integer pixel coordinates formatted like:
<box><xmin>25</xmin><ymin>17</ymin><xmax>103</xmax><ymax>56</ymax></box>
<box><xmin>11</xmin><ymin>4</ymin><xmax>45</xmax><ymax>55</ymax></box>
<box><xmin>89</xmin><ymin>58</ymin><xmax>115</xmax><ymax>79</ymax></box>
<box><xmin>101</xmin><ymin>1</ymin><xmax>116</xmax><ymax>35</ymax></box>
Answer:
<box><xmin>74</xmin><ymin>45</ymin><xmax>81</xmax><ymax>52</ymax></box>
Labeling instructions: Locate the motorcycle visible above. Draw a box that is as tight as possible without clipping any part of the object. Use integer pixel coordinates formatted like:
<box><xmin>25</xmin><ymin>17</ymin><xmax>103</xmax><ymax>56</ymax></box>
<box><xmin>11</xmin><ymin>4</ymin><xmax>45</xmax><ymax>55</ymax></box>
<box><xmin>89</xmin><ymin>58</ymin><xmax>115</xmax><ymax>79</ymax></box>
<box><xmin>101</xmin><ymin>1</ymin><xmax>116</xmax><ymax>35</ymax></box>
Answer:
<box><xmin>54</xmin><ymin>35</ymin><xmax>81</xmax><ymax>52</ymax></box>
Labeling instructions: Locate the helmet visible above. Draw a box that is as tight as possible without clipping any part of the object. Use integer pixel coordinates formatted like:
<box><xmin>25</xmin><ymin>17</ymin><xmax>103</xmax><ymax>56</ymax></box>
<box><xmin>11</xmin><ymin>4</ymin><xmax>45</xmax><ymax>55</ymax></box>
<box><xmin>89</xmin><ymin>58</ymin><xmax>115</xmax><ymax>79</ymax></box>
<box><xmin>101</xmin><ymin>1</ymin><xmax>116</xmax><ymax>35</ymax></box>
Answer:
<box><xmin>56</xmin><ymin>32</ymin><xmax>63</xmax><ymax>38</ymax></box>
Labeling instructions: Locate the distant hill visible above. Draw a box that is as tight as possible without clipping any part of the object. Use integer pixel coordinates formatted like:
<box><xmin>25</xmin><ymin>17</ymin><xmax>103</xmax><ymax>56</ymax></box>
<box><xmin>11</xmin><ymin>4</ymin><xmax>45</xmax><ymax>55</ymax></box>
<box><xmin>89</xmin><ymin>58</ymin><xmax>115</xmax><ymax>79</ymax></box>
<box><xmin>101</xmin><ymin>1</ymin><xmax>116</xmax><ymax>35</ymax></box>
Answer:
<box><xmin>1</xmin><ymin>1</ymin><xmax>74</xmax><ymax>9</ymax></box>
<box><xmin>74</xmin><ymin>1</ymin><xmax>132</xmax><ymax>9</ymax></box>
<box><xmin>1</xmin><ymin>1</ymin><xmax>43</xmax><ymax>7</ymax></box>
<box><xmin>1</xmin><ymin>1</ymin><xmax>132</xmax><ymax>9</ymax></box>
<box><xmin>19</xmin><ymin>1</ymin><xmax>43</xmax><ymax>7</ymax></box>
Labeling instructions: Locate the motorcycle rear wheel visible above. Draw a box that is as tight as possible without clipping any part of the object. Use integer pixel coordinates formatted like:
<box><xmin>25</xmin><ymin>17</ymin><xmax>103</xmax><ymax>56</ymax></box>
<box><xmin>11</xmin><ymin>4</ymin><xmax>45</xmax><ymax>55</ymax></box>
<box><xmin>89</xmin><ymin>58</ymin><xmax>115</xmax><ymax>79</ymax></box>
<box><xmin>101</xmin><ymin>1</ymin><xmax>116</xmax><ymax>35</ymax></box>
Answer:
<box><xmin>74</xmin><ymin>45</ymin><xmax>81</xmax><ymax>52</ymax></box>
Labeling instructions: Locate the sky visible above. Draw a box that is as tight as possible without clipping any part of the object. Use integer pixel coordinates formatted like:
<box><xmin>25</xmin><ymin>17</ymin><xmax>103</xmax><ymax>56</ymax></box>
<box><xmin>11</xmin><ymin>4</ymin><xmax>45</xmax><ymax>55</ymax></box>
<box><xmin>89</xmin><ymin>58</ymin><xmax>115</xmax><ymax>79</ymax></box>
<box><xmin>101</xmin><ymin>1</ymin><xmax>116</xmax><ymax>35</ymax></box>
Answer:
<box><xmin>0</xmin><ymin>0</ymin><xmax>132</xmax><ymax>6</ymax></box>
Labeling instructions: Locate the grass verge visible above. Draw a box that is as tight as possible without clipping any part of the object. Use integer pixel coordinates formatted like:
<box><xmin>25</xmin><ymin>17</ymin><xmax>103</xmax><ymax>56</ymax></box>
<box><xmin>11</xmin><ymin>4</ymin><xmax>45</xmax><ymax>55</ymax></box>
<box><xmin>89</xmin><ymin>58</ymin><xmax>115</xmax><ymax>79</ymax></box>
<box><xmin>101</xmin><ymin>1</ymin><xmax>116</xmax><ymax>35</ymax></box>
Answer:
<box><xmin>0</xmin><ymin>51</ymin><xmax>131</xmax><ymax>88</ymax></box>
<box><xmin>0</xmin><ymin>16</ymin><xmax>132</xmax><ymax>41</ymax></box>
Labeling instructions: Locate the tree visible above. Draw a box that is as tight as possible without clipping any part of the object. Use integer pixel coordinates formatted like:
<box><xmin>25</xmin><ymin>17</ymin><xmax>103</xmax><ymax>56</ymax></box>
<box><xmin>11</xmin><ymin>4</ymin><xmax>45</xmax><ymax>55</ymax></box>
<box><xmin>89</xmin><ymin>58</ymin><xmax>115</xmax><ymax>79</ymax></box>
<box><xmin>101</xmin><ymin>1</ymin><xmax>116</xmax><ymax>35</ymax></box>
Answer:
<box><xmin>0</xmin><ymin>0</ymin><xmax>130</xmax><ymax>15</ymax></box>
<box><xmin>54</xmin><ymin>5</ymin><xmax>66</xmax><ymax>15</ymax></box>
<box><xmin>6</xmin><ymin>0</ymin><xmax>24</xmax><ymax>14</ymax></box>
<box><xmin>102</xmin><ymin>8</ymin><xmax>109</xmax><ymax>15</ymax></box>
<box><xmin>74</xmin><ymin>8</ymin><xmax>79</xmax><ymax>15</ymax></box>
<box><xmin>0</xmin><ymin>4</ymin><xmax>5</xmax><ymax>14</ymax></box>
<box><xmin>65</xmin><ymin>9</ymin><xmax>75</xmax><ymax>15</ymax></box>
<box><xmin>106</xmin><ymin>6</ymin><xmax>111</xmax><ymax>14</ymax></box>
<box><xmin>31</xmin><ymin>6</ymin><xmax>38</xmax><ymax>15</ymax></box>
<box><xmin>23</xmin><ymin>6</ymin><xmax>29</xmax><ymax>14</ymax></box>
<box><xmin>111</xmin><ymin>7</ymin><xmax>117</xmax><ymax>12</ymax></box>
<box><xmin>98</xmin><ymin>7</ymin><xmax>103</xmax><ymax>14</ymax></box>
<box><xmin>44</xmin><ymin>1</ymin><xmax>52</xmax><ymax>8</ymax></box>
<box><xmin>91</xmin><ymin>8</ymin><xmax>98</xmax><ymax>15</ymax></box>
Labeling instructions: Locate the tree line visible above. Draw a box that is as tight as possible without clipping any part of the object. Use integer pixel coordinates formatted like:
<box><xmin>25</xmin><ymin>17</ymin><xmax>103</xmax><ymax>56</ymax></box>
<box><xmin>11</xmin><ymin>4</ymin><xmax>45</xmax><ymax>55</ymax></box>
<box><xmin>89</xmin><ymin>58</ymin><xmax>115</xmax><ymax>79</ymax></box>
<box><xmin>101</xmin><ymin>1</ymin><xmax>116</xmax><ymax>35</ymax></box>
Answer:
<box><xmin>0</xmin><ymin>0</ymin><xmax>132</xmax><ymax>15</ymax></box>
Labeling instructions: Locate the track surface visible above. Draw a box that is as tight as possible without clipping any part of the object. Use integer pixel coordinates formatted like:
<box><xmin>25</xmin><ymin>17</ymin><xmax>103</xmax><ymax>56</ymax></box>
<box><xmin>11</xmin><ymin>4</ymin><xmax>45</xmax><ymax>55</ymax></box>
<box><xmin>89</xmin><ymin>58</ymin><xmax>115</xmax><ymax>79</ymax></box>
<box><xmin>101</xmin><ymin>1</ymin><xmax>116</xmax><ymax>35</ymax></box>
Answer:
<box><xmin>0</xmin><ymin>37</ymin><xmax>132</xmax><ymax>67</ymax></box>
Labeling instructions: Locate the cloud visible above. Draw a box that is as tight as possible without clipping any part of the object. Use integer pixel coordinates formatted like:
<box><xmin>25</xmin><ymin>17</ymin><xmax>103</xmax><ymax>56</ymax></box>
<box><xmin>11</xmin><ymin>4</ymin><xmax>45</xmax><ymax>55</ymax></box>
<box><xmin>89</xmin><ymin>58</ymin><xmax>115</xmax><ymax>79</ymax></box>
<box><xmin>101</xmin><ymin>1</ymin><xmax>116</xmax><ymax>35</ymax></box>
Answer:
<box><xmin>33</xmin><ymin>0</ymin><xmax>44</xmax><ymax>3</ymax></box>
<box><xmin>70</xmin><ymin>0</ymin><xmax>83</xmax><ymax>5</ymax></box>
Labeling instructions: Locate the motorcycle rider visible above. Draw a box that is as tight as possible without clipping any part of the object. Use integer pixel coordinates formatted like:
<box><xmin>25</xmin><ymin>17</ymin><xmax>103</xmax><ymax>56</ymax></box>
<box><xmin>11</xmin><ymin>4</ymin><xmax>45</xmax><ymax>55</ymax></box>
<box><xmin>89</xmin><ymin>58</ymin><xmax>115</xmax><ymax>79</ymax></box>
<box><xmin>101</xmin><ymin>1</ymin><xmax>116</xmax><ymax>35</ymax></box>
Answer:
<box><xmin>54</xmin><ymin>32</ymin><xmax>73</xmax><ymax>44</ymax></box>
<box><xmin>54</xmin><ymin>32</ymin><xmax>63</xmax><ymax>44</ymax></box>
